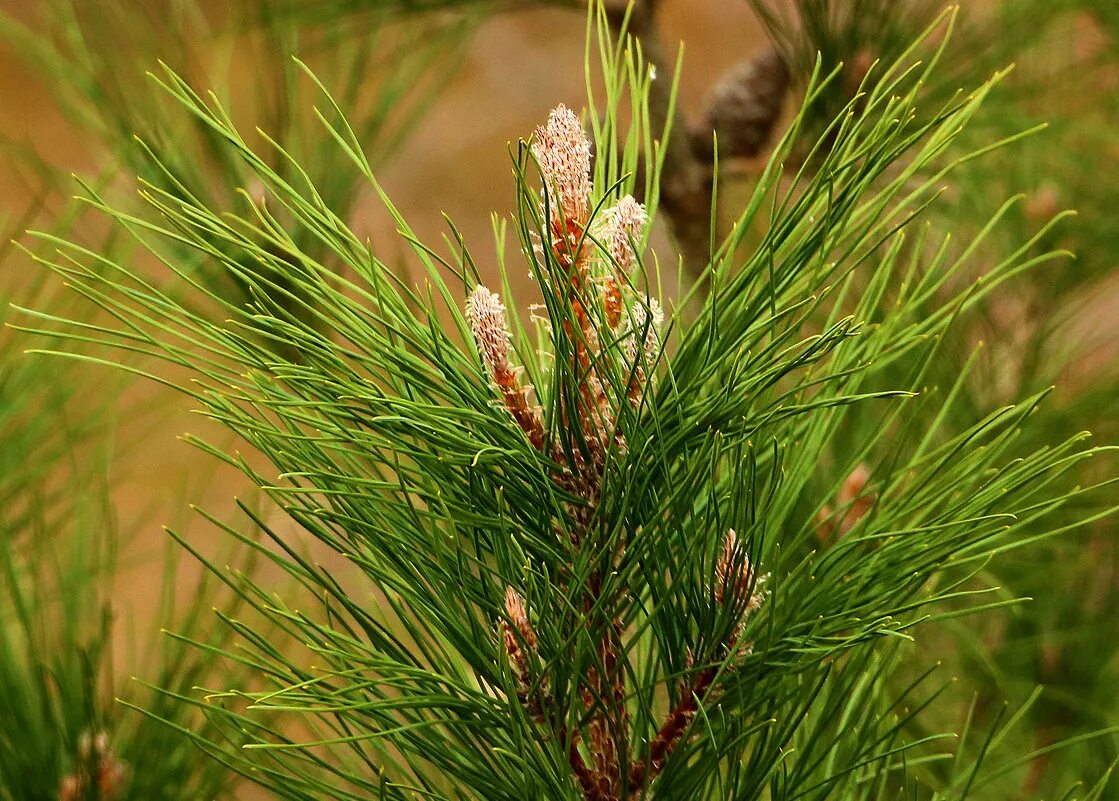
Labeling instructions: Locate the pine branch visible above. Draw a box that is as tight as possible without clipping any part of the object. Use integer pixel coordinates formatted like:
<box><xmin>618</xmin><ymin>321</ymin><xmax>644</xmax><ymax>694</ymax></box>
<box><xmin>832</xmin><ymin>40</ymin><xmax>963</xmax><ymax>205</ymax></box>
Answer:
<box><xmin>12</xmin><ymin>4</ymin><xmax>1119</xmax><ymax>799</ymax></box>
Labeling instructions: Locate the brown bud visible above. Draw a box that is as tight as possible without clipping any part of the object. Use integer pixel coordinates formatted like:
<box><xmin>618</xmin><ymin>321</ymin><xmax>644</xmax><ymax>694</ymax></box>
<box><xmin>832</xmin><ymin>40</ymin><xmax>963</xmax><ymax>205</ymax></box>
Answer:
<box><xmin>817</xmin><ymin>463</ymin><xmax>874</xmax><ymax>542</ymax></box>
<box><xmin>623</xmin><ymin>298</ymin><xmax>662</xmax><ymax>406</ymax></box>
<box><xmin>600</xmin><ymin>194</ymin><xmax>647</xmax><ymax>283</ymax></box>
<box><xmin>838</xmin><ymin>462</ymin><xmax>870</xmax><ymax>505</ymax></box>
<box><xmin>500</xmin><ymin>587</ymin><xmax>548</xmax><ymax>722</ymax></box>
<box><xmin>532</xmin><ymin>105</ymin><xmax>592</xmax><ymax>233</ymax></box>
<box><xmin>715</xmin><ymin>530</ymin><xmax>768</xmax><ymax>653</ymax></box>
<box><xmin>60</xmin><ymin>731</ymin><xmax>126</xmax><ymax>801</ymax></box>
<box><xmin>466</xmin><ymin>285</ymin><xmax>545</xmax><ymax>449</ymax></box>
<box><xmin>503</xmin><ymin>586</ymin><xmax>537</xmax><ymax>651</ymax></box>
<box><xmin>1023</xmin><ymin>182</ymin><xmax>1061</xmax><ymax>223</ymax></box>
<box><xmin>603</xmin><ymin>277</ymin><xmax>623</xmax><ymax>330</ymax></box>
<box><xmin>59</xmin><ymin>776</ymin><xmax>81</xmax><ymax>801</ymax></box>
<box><xmin>715</xmin><ymin>529</ymin><xmax>762</xmax><ymax>607</ymax></box>
<box><xmin>693</xmin><ymin>48</ymin><xmax>789</xmax><ymax>163</ymax></box>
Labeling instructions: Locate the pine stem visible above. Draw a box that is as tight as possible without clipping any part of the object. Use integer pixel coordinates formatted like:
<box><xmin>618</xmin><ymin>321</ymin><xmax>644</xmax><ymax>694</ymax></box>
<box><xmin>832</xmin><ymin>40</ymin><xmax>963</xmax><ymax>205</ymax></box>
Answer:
<box><xmin>627</xmin><ymin>663</ymin><xmax>717</xmax><ymax>797</ymax></box>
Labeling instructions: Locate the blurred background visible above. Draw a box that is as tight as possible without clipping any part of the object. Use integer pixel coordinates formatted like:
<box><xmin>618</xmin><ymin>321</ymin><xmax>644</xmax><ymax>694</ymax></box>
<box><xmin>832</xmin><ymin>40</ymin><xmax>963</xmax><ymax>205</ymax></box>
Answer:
<box><xmin>1</xmin><ymin>0</ymin><xmax>1117</xmax><ymax>798</ymax></box>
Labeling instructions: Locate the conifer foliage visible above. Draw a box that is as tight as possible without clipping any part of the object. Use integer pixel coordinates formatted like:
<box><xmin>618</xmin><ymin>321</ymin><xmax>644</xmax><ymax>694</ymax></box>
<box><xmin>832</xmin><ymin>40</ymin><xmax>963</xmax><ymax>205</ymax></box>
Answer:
<box><xmin>16</xmin><ymin>6</ymin><xmax>1118</xmax><ymax>800</ymax></box>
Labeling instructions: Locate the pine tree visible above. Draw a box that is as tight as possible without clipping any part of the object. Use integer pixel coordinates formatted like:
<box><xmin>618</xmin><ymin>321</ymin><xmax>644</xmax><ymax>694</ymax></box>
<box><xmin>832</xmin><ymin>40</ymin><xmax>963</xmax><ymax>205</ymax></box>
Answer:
<box><xmin>11</xmin><ymin>3</ymin><xmax>1119</xmax><ymax>799</ymax></box>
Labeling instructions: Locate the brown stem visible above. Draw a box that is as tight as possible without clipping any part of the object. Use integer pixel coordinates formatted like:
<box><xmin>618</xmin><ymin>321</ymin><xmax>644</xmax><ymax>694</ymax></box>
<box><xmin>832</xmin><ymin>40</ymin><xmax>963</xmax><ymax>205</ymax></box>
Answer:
<box><xmin>539</xmin><ymin>193</ymin><xmax>633</xmax><ymax>798</ymax></box>
<box><xmin>493</xmin><ymin>363</ymin><xmax>545</xmax><ymax>451</ymax></box>
<box><xmin>513</xmin><ymin>658</ymin><xmax>610</xmax><ymax>801</ymax></box>
<box><xmin>627</xmin><ymin>665</ymin><xmax>718</xmax><ymax>796</ymax></box>
<box><xmin>568</xmin><ymin>726</ymin><xmax>612</xmax><ymax>801</ymax></box>
<box><xmin>585</xmin><ymin>608</ymin><xmax>628</xmax><ymax>800</ymax></box>
<box><xmin>606</xmin><ymin>617</ymin><xmax>631</xmax><ymax>796</ymax></box>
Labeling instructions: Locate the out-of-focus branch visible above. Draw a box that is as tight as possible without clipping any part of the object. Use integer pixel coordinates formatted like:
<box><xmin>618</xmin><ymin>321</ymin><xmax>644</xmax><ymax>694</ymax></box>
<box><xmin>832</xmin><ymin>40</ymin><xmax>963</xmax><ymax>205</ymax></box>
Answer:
<box><xmin>606</xmin><ymin>0</ymin><xmax>788</xmax><ymax>290</ymax></box>
<box><xmin>607</xmin><ymin>0</ymin><xmax>711</xmax><ymax>285</ymax></box>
